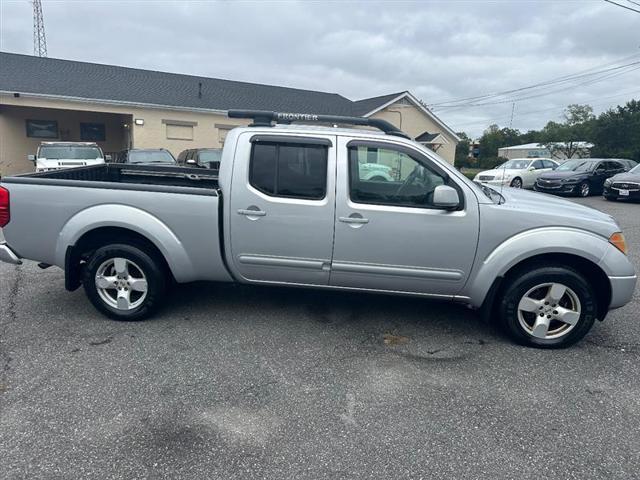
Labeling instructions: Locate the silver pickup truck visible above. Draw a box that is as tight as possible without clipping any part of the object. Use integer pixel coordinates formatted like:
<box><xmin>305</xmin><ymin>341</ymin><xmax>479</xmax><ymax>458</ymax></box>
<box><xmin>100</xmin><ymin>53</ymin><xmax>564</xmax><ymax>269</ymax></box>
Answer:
<box><xmin>0</xmin><ymin>111</ymin><xmax>636</xmax><ymax>348</ymax></box>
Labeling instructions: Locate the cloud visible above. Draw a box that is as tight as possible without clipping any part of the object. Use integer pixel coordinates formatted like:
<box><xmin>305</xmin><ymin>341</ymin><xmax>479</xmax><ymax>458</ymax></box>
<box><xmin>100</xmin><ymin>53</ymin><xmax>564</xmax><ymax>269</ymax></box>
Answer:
<box><xmin>1</xmin><ymin>0</ymin><xmax>638</xmax><ymax>137</ymax></box>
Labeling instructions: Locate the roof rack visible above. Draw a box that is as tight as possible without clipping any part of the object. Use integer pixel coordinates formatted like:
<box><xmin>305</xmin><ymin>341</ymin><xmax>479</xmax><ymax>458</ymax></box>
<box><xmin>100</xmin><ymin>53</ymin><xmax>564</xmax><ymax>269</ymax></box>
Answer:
<box><xmin>227</xmin><ymin>110</ymin><xmax>411</xmax><ymax>139</ymax></box>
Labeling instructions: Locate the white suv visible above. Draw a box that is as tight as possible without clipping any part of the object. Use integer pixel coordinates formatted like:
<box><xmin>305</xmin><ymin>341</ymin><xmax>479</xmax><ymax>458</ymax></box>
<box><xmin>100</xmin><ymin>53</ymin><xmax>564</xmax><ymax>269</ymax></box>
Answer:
<box><xmin>28</xmin><ymin>142</ymin><xmax>108</xmax><ymax>172</ymax></box>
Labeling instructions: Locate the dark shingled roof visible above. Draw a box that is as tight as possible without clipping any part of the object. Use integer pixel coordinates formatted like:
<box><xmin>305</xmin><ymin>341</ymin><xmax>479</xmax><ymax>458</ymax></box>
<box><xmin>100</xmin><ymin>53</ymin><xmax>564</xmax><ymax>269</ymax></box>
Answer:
<box><xmin>351</xmin><ymin>91</ymin><xmax>405</xmax><ymax>116</ymax></box>
<box><xmin>0</xmin><ymin>52</ymin><xmax>395</xmax><ymax>116</ymax></box>
<box><xmin>415</xmin><ymin>131</ymin><xmax>441</xmax><ymax>143</ymax></box>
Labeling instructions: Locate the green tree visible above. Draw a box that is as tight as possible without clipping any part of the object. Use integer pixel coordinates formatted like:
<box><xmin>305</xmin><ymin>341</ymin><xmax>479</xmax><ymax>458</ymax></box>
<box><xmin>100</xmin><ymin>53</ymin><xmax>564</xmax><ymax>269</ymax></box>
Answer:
<box><xmin>454</xmin><ymin>131</ymin><xmax>472</xmax><ymax>167</ymax></box>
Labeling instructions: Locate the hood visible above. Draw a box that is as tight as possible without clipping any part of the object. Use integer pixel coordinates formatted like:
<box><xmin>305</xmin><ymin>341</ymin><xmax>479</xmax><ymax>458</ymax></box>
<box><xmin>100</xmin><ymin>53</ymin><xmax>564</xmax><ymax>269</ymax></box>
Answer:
<box><xmin>609</xmin><ymin>172</ymin><xmax>640</xmax><ymax>183</ymax></box>
<box><xmin>476</xmin><ymin>168</ymin><xmax>519</xmax><ymax>178</ymax></box>
<box><xmin>494</xmin><ymin>187</ymin><xmax>618</xmax><ymax>238</ymax></box>
<box><xmin>538</xmin><ymin>170</ymin><xmax>589</xmax><ymax>181</ymax></box>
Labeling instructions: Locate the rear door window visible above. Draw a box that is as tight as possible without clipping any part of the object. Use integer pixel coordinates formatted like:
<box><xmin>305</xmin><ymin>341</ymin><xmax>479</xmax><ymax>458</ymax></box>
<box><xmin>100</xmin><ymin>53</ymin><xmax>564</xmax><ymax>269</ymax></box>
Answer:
<box><xmin>249</xmin><ymin>142</ymin><xmax>328</xmax><ymax>200</ymax></box>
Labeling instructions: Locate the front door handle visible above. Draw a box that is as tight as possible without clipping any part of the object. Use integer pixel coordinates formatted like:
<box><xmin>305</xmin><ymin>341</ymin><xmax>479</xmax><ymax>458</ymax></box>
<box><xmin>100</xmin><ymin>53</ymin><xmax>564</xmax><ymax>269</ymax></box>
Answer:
<box><xmin>339</xmin><ymin>215</ymin><xmax>369</xmax><ymax>224</ymax></box>
<box><xmin>237</xmin><ymin>208</ymin><xmax>266</xmax><ymax>217</ymax></box>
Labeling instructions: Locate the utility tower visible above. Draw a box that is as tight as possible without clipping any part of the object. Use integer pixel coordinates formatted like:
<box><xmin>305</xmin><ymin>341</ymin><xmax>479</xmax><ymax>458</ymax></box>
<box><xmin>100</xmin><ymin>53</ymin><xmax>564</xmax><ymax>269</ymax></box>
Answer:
<box><xmin>32</xmin><ymin>0</ymin><xmax>47</xmax><ymax>57</ymax></box>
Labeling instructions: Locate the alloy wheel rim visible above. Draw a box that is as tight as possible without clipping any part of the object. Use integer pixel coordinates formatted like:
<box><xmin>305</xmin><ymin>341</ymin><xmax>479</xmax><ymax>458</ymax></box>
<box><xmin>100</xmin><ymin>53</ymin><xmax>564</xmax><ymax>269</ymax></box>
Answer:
<box><xmin>517</xmin><ymin>282</ymin><xmax>581</xmax><ymax>340</ymax></box>
<box><xmin>95</xmin><ymin>257</ymin><xmax>148</xmax><ymax>310</ymax></box>
<box><xmin>581</xmin><ymin>183</ymin><xmax>590</xmax><ymax>196</ymax></box>
<box><xmin>512</xmin><ymin>178</ymin><xmax>522</xmax><ymax>188</ymax></box>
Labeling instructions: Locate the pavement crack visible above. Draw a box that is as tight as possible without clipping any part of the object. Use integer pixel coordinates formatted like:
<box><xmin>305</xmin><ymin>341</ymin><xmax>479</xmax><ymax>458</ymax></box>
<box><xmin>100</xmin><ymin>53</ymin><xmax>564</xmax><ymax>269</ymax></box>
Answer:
<box><xmin>88</xmin><ymin>336</ymin><xmax>113</xmax><ymax>346</ymax></box>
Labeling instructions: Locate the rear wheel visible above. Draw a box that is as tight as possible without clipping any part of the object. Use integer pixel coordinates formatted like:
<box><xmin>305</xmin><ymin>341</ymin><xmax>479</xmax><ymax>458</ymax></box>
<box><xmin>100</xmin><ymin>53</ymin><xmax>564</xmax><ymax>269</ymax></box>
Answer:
<box><xmin>510</xmin><ymin>177</ymin><xmax>523</xmax><ymax>189</ymax></box>
<box><xmin>82</xmin><ymin>243</ymin><xmax>168</xmax><ymax>321</ymax></box>
<box><xmin>498</xmin><ymin>266</ymin><xmax>597</xmax><ymax>348</ymax></box>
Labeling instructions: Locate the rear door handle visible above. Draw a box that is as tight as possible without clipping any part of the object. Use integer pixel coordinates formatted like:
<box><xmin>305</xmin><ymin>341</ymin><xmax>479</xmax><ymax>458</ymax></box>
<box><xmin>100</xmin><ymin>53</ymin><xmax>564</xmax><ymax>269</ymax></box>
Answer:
<box><xmin>339</xmin><ymin>216</ymin><xmax>369</xmax><ymax>224</ymax></box>
<box><xmin>237</xmin><ymin>208</ymin><xmax>266</xmax><ymax>217</ymax></box>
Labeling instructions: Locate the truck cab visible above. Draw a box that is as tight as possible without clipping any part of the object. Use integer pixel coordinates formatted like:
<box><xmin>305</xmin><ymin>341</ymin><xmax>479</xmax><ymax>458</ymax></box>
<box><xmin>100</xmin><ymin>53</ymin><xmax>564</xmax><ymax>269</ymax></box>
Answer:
<box><xmin>28</xmin><ymin>142</ymin><xmax>107</xmax><ymax>172</ymax></box>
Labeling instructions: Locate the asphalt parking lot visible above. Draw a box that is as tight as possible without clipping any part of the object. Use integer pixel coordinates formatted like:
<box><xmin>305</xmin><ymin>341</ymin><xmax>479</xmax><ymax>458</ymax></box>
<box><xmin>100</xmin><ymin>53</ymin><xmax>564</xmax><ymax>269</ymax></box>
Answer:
<box><xmin>1</xmin><ymin>196</ymin><xmax>638</xmax><ymax>479</ymax></box>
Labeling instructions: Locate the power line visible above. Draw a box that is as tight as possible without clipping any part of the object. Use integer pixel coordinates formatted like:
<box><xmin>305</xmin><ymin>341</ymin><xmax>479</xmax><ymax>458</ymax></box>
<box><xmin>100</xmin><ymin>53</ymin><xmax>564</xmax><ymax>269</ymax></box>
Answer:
<box><xmin>449</xmin><ymin>89</ymin><xmax>640</xmax><ymax>130</ymax></box>
<box><xmin>603</xmin><ymin>0</ymin><xmax>640</xmax><ymax>14</ymax></box>
<box><xmin>627</xmin><ymin>0</ymin><xmax>640</xmax><ymax>7</ymax></box>
<box><xmin>429</xmin><ymin>57</ymin><xmax>640</xmax><ymax>109</ymax></box>
<box><xmin>435</xmin><ymin>63</ymin><xmax>640</xmax><ymax>109</ymax></box>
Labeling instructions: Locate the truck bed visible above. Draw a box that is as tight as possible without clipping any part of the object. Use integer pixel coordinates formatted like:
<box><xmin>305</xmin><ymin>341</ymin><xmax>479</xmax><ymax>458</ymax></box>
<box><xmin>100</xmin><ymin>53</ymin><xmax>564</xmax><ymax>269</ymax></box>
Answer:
<box><xmin>5</xmin><ymin>163</ymin><xmax>219</xmax><ymax>192</ymax></box>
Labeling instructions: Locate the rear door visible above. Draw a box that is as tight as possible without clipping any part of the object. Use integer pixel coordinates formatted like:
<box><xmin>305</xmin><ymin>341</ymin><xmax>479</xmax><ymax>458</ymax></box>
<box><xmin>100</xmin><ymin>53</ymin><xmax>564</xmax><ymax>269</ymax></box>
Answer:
<box><xmin>330</xmin><ymin>138</ymin><xmax>480</xmax><ymax>296</ymax></box>
<box><xmin>228</xmin><ymin>132</ymin><xmax>337</xmax><ymax>285</ymax></box>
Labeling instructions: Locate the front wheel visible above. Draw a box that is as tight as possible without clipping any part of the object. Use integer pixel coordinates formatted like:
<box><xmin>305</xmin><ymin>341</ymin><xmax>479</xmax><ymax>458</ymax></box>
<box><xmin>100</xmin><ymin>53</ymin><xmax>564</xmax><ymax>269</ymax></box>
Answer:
<box><xmin>510</xmin><ymin>177</ymin><xmax>523</xmax><ymax>189</ymax></box>
<box><xmin>498</xmin><ymin>266</ymin><xmax>598</xmax><ymax>348</ymax></box>
<box><xmin>578</xmin><ymin>181</ymin><xmax>591</xmax><ymax>197</ymax></box>
<box><xmin>82</xmin><ymin>243</ymin><xmax>168</xmax><ymax>321</ymax></box>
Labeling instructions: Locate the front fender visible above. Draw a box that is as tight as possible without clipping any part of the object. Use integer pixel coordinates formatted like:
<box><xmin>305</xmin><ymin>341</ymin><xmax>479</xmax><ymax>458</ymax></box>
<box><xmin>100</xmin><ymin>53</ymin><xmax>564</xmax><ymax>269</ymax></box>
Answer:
<box><xmin>55</xmin><ymin>204</ymin><xmax>194</xmax><ymax>282</ymax></box>
<box><xmin>465</xmin><ymin>227</ymin><xmax>633</xmax><ymax>307</ymax></box>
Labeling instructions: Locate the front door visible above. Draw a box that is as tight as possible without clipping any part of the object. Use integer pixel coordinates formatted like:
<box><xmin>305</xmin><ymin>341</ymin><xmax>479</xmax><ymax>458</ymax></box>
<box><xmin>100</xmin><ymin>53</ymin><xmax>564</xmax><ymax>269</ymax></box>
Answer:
<box><xmin>229</xmin><ymin>132</ymin><xmax>337</xmax><ymax>285</ymax></box>
<box><xmin>330</xmin><ymin>138</ymin><xmax>480</xmax><ymax>296</ymax></box>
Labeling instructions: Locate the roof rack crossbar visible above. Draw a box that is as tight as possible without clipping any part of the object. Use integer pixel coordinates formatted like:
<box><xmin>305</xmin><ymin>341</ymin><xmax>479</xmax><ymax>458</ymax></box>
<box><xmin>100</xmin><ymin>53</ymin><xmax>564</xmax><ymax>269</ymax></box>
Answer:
<box><xmin>228</xmin><ymin>110</ymin><xmax>411</xmax><ymax>139</ymax></box>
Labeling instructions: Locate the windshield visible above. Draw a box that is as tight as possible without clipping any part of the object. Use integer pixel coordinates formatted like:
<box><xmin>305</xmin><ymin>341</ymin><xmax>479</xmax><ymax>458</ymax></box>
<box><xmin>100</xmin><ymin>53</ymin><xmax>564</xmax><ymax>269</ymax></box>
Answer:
<box><xmin>39</xmin><ymin>146</ymin><xmax>102</xmax><ymax>160</ymax></box>
<box><xmin>128</xmin><ymin>150</ymin><xmax>176</xmax><ymax>164</ymax></box>
<box><xmin>496</xmin><ymin>159</ymin><xmax>531</xmax><ymax>170</ymax></box>
<box><xmin>630</xmin><ymin>164</ymin><xmax>640</xmax><ymax>174</ymax></box>
<box><xmin>198</xmin><ymin>149</ymin><xmax>222</xmax><ymax>165</ymax></box>
<box><xmin>556</xmin><ymin>160</ymin><xmax>594</xmax><ymax>172</ymax></box>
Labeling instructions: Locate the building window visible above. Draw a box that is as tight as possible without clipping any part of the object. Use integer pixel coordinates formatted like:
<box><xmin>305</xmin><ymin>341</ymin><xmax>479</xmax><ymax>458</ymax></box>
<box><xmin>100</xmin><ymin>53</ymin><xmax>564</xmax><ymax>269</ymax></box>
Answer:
<box><xmin>166</xmin><ymin>124</ymin><xmax>193</xmax><ymax>140</ymax></box>
<box><xmin>163</xmin><ymin>119</ymin><xmax>197</xmax><ymax>141</ymax></box>
<box><xmin>80</xmin><ymin>123</ymin><xmax>106</xmax><ymax>142</ymax></box>
<box><xmin>25</xmin><ymin>119</ymin><xmax>58</xmax><ymax>138</ymax></box>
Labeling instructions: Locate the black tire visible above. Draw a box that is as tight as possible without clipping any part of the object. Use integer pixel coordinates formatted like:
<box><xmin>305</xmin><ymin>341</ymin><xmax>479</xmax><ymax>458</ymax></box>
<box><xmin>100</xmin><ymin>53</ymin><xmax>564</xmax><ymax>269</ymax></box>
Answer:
<box><xmin>604</xmin><ymin>195</ymin><xmax>616</xmax><ymax>201</ymax></box>
<box><xmin>577</xmin><ymin>181</ymin><xmax>591</xmax><ymax>197</ymax></box>
<box><xmin>510</xmin><ymin>177</ymin><xmax>523</xmax><ymax>189</ymax></box>
<box><xmin>498</xmin><ymin>265</ymin><xmax>597</xmax><ymax>348</ymax></box>
<box><xmin>82</xmin><ymin>243</ymin><xmax>168</xmax><ymax>321</ymax></box>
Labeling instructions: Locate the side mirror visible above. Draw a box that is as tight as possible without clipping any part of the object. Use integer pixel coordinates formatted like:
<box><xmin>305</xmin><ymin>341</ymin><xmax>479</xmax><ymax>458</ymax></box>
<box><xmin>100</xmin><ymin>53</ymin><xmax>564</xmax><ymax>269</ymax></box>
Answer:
<box><xmin>528</xmin><ymin>166</ymin><xmax>535</xmax><ymax>171</ymax></box>
<box><xmin>27</xmin><ymin>154</ymin><xmax>36</xmax><ymax>162</ymax></box>
<box><xmin>186</xmin><ymin>159</ymin><xmax>197</xmax><ymax>165</ymax></box>
<box><xmin>105</xmin><ymin>155</ymin><xmax>112</xmax><ymax>161</ymax></box>
<box><xmin>433</xmin><ymin>185</ymin><xmax>460</xmax><ymax>209</ymax></box>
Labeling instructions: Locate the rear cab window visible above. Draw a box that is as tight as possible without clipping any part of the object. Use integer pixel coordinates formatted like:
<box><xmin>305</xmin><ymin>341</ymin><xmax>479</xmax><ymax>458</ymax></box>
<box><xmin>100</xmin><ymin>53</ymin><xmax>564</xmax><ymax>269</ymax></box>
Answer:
<box><xmin>249</xmin><ymin>137</ymin><xmax>330</xmax><ymax>200</ymax></box>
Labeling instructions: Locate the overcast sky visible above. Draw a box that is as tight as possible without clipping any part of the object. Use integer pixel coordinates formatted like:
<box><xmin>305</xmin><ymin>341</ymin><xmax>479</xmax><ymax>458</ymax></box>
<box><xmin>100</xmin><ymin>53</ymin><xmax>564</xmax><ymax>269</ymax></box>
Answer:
<box><xmin>1</xmin><ymin>0</ymin><xmax>639</xmax><ymax>137</ymax></box>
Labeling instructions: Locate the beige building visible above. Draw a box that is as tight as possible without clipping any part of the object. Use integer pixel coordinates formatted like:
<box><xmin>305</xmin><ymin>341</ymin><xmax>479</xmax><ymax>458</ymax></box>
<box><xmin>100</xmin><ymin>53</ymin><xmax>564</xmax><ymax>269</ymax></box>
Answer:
<box><xmin>0</xmin><ymin>52</ymin><xmax>459</xmax><ymax>176</ymax></box>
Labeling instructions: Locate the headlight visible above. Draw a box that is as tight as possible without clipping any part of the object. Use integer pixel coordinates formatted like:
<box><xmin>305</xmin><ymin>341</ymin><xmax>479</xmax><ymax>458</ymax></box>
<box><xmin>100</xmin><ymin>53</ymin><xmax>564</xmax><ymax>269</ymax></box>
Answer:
<box><xmin>562</xmin><ymin>177</ymin><xmax>579</xmax><ymax>184</ymax></box>
<box><xmin>604</xmin><ymin>178</ymin><xmax>613</xmax><ymax>187</ymax></box>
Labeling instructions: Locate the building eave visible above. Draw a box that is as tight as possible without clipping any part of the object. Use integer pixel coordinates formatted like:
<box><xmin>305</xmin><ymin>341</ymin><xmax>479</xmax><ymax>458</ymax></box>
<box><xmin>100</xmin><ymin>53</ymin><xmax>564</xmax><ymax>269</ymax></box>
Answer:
<box><xmin>0</xmin><ymin>90</ymin><xmax>230</xmax><ymax>116</ymax></box>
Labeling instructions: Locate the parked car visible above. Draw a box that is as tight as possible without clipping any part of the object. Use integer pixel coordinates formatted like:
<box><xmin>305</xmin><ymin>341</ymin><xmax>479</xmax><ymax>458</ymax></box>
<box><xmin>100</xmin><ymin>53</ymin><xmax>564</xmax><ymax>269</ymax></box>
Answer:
<box><xmin>617</xmin><ymin>159</ymin><xmax>638</xmax><ymax>171</ymax></box>
<box><xmin>0</xmin><ymin>111</ymin><xmax>636</xmax><ymax>348</ymax></box>
<box><xmin>603</xmin><ymin>163</ymin><xmax>640</xmax><ymax>201</ymax></box>
<box><xmin>28</xmin><ymin>142</ymin><xmax>108</xmax><ymax>172</ymax></box>
<box><xmin>177</xmin><ymin>148</ymin><xmax>222</xmax><ymax>169</ymax></box>
<box><xmin>473</xmin><ymin>158</ymin><xmax>558</xmax><ymax>189</ymax></box>
<box><xmin>114</xmin><ymin>149</ymin><xmax>177</xmax><ymax>165</ymax></box>
<box><xmin>534</xmin><ymin>159</ymin><xmax>626</xmax><ymax>197</ymax></box>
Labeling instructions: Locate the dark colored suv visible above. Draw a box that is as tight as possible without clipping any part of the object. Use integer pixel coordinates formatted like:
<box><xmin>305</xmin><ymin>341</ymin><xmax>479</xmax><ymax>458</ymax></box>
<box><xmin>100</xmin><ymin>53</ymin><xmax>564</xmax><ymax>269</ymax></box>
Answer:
<box><xmin>534</xmin><ymin>159</ymin><xmax>626</xmax><ymax>197</ymax></box>
<box><xmin>177</xmin><ymin>148</ymin><xmax>222</xmax><ymax>169</ymax></box>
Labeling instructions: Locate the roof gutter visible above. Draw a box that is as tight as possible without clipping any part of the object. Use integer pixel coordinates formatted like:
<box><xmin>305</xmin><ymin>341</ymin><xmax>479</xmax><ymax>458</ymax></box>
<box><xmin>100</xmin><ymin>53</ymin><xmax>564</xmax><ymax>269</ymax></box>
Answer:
<box><xmin>0</xmin><ymin>90</ymin><xmax>229</xmax><ymax>116</ymax></box>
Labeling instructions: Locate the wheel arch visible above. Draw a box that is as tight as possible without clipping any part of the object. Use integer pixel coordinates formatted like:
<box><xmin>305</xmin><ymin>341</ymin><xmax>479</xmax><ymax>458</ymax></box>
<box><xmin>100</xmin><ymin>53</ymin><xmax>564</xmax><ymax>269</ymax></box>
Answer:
<box><xmin>56</xmin><ymin>205</ymin><xmax>195</xmax><ymax>290</ymax></box>
<box><xmin>480</xmin><ymin>252</ymin><xmax>611</xmax><ymax>323</ymax></box>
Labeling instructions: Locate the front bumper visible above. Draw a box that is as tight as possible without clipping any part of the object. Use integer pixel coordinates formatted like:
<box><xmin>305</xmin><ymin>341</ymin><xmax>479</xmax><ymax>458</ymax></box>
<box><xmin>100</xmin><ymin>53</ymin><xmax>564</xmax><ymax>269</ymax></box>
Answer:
<box><xmin>0</xmin><ymin>242</ymin><xmax>22</xmax><ymax>265</ymax></box>
<box><xmin>609</xmin><ymin>275</ymin><xmax>638</xmax><ymax>309</ymax></box>
<box><xmin>603</xmin><ymin>185</ymin><xmax>640</xmax><ymax>200</ymax></box>
<box><xmin>534</xmin><ymin>182</ymin><xmax>578</xmax><ymax>195</ymax></box>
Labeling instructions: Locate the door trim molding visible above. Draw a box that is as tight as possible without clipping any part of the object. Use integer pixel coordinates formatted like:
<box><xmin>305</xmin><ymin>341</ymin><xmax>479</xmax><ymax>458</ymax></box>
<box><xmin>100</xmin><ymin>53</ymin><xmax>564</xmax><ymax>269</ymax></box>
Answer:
<box><xmin>238</xmin><ymin>255</ymin><xmax>328</xmax><ymax>270</ymax></box>
<box><xmin>331</xmin><ymin>262</ymin><xmax>464</xmax><ymax>281</ymax></box>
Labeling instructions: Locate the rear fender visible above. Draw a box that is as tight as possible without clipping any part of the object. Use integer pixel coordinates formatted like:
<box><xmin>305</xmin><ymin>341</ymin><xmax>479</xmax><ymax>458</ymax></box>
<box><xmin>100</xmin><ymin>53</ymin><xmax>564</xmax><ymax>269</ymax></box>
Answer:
<box><xmin>55</xmin><ymin>204</ymin><xmax>194</xmax><ymax>282</ymax></box>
